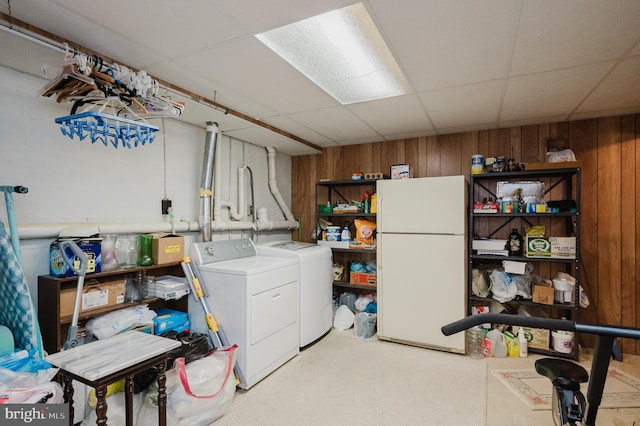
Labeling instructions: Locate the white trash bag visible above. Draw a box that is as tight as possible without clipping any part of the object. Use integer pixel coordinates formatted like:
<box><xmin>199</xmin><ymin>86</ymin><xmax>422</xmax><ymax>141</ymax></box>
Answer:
<box><xmin>333</xmin><ymin>304</ymin><xmax>355</xmax><ymax>330</ymax></box>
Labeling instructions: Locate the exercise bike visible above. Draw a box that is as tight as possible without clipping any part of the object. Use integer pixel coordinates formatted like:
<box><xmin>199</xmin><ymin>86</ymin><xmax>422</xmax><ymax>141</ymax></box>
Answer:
<box><xmin>442</xmin><ymin>313</ymin><xmax>640</xmax><ymax>426</ymax></box>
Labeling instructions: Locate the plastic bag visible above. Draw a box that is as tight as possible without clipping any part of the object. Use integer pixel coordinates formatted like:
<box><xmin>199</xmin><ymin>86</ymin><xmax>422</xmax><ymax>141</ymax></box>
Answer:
<box><xmin>354</xmin><ymin>294</ymin><xmax>375</xmax><ymax>311</ymax></box>
<box><xmin>471</xmin><ymin>269</ymin><xmax>490</xmax><ymax>298</ymax></box>
<box><xmin>333</xmin><ymin>305</ymin><xmax>355</xmax><ymax>330</ymax></box>
<box><xmin>168</xmin><ymin>344</ymin><xmax>238</xmax><ymax>425</ymax></box>
<box><xmin>354</xmin><ymin>313</ymin><xmax>377</xmax><ymax>339</ymax></box>
<box><xmin>490</xmin><ymin>270</ymin><xmax>517</xmax><ymax>303</ymax></box>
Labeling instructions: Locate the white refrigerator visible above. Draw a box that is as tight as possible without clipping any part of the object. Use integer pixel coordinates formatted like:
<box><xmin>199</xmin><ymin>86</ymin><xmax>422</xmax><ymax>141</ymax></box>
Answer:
<box><xmin>376</xmin><ymin>175</ymin><xmax>467</xmax><ymax>353</ymax></box>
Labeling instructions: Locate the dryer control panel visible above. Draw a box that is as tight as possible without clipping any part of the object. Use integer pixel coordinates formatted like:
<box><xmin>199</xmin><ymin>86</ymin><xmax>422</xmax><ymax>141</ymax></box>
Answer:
<box><xmin>191</xmin><ymin>238</ymin><xmax>257</xmax><ymax>265</ymax></box>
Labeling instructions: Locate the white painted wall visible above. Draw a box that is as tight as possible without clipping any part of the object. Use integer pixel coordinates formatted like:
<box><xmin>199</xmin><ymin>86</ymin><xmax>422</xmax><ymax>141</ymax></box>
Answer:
<box><xmin>0</xmin><ymin>66</ymin><xmax>294</xmax><ymax>308</ymax></box>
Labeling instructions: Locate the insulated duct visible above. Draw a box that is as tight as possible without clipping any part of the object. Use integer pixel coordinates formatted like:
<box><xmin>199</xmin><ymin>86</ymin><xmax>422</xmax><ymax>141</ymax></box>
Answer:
<box><xmin>199</xmin><ymin>121</ymin><xmax>218</xmax><ymax>241</ymax></box>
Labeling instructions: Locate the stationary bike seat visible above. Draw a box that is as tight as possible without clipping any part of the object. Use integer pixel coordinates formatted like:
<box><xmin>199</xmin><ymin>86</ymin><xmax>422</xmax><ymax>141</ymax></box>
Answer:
<box><xmin>535</xmin><ymin>358</ymin><xmax>589</xmax><ymax>390</ymax></box>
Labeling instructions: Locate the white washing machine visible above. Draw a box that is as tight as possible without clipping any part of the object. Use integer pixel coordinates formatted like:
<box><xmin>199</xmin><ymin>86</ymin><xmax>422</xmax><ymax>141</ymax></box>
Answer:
<box><xmin>189</xmin><ymin>238</ymin><xmax>299</xmax><ymax>389</ymax></box>
<box><xmin>257</xmin><ymin>241</ymin><xmax>333</xmax><ymax>347</ymax></box>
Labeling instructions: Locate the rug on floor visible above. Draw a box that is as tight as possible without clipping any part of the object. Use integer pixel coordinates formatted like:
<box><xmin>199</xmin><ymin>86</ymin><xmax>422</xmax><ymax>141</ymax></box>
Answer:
<box><xmin>492</xmin><ymin>367</ymin><xmax>640</xmax><ymax>410</ymax></box>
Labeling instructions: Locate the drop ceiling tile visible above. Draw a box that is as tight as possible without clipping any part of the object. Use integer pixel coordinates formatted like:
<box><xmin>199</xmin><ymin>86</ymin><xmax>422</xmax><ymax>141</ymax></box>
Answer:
<box><xmin>419</xmin><ymin>80</ymin><xmax>503</xmax><ymax>131</ymax></box>
<box><xmin>178</xmin><ymin>37</ymin><xmax>339</xmax><ymax>115</ymax></box>
<box><xmin>4</xmin><ymin>0</ymin><xmax>161</xmax><ymax>67</ymax></box>
<box><xmin>212</xmin><ymin>0</ymin><xmax>356</xmax><ymax>33</ymax></box>
<box><xmin>289</xmin><ymin>106</ymin><xmax>380</xmax><ymax>142</ymax></box>
<box><xmin>511</xmin><ymin>0</ymin><xmax>640</xmax><ymax>75</ymax></box>
<box><xmin>347</xmin><ymin>94</ymin><xmax>433</xmax><ymax>136</ymax></box>
<box><xmin>51</xmin><ymin>0</ymin><xmax>243</xmax><ymax>59</ymax></box>
<box><xmin>145</xmin><ymin>59</ymin><xmax>281</xmax><ymax>121</ymax></box>
<box><xmin>501</xmin><ymin>62</ymin><xmax>613</xmax><ymax>122</ymax></box>
<box><xmin>262</xmin><ymin>115</ymin><xmax>336</xmax><ymax>147</ymax></box>
<box><xmin>370</xmin><ymin>0</ymin><xmax>520</xmax><ymax>91</ymax></box>
<box><xmin>576</xmin><ymin>56</ymin><xmax>640</xmax><ymax>114</ymax></box>
<box><xmin>223</xmin><ymin>126</ymin><xmax>320</xmax><ymax>156</ymax></box>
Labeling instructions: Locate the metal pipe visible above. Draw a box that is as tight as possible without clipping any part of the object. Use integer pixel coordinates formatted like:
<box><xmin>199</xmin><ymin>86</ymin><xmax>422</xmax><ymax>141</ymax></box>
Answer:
<box><xmin>199</xmin><ymin>122</ymin><xmax>218</xmax><ymax>242</ymax></box>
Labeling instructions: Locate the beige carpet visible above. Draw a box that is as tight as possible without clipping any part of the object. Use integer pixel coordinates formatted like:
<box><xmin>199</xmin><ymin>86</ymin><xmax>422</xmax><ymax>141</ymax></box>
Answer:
<box><xmin>216</xmin><ymin>330</ymin><xmax>488</xmax><ymax>425</ymax></box>
<box><xmin>492</xmin><ymin>366</ymin><xmax>640</xmax><ymax>410</ymax></box>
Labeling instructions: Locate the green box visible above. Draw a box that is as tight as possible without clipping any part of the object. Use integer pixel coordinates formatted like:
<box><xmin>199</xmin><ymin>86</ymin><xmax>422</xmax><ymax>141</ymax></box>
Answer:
<box><xmin>526</xmin><ymin>236</ymin><xmax>576</xmax><ymax>258</ymax></box>
<box><xmin>525</xmin><ymin>236</ymin><xmax>551</xmax><ymax>257</ymax></box>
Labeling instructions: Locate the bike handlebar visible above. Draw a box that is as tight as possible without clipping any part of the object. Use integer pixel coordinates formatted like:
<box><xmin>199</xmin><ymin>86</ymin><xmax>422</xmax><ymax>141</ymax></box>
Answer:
<box><xmin>441</xmin><ymin>313</ymin><xmax>640</xmax><ymax>340</ymax></box>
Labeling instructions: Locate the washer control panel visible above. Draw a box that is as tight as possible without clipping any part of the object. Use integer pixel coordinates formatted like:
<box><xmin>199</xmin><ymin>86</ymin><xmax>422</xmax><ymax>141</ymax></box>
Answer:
<box><xmin>191</xmin><ymin>238</ymin><xmax>257</xmax><ymax>265</ymax></box>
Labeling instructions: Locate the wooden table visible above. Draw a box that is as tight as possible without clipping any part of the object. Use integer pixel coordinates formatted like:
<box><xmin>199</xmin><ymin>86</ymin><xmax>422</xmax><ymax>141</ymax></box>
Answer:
<box><xmin>45</xmin><ymin>331</ymin><xmax>181</xmax><ymax>425</ymax></box>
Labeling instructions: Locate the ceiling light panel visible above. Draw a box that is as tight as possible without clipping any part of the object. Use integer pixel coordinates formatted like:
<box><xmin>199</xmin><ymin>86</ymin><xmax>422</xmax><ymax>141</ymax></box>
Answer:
<box><xmin>256</xmin><ymin>2</ymin><xmax>410</xmax><ymax>104</ymax></box>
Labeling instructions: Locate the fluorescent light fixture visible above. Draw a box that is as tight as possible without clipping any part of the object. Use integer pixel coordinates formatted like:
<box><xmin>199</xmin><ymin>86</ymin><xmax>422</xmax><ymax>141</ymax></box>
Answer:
<box><xmin>256</xmin><ymin>3</ymin><xmax>410</xmax><ymax>105</ymax></box>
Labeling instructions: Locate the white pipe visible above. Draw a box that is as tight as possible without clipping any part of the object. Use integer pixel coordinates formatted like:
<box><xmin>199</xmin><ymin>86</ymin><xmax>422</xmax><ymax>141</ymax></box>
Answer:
<box><xmin>219</xmin><ymin>166</ymin><xmax>247</xmax><ymax>220</ymax></box>
<box><xmin>211</xmin><ymin>220</ymin><xmax>255</xmax><ymax>231</ymax></box>
<box><xmin>15</xmin><ymin>220</ymin><xmax>200</xmax><ymax>240</ymax></box>
<box><xmin>265</xmin><ymin>147</ymin><xmax>298</xmax><ymax>228</ymax></box>
<box><xmin>255</xmin><ymin>207</ymin><xmax>298</xmax><ymax>231</ymax></box>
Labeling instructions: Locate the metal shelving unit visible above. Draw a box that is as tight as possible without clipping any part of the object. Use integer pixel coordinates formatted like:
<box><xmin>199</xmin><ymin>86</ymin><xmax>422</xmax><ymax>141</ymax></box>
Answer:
<box><xmin>316</xmin><ymin>179</ymin><xmax>378</xmax><ymax>291</ymax></box>
<box><xmin>469</xmin><ymin>167</ymin><xmax>581</xmax><ymax>360</ymax></box>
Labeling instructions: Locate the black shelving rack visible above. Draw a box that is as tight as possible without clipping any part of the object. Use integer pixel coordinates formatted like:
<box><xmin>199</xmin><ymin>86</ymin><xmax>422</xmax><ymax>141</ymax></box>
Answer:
<box><xmin>315</xmin><ymin>179</ymin><xmax>378</xmax><ymax>291</ymax></box>
<box><xmin>468</xmin><ymin>167</ymin><xmax>581</xmax><ymax>360</ymax></box>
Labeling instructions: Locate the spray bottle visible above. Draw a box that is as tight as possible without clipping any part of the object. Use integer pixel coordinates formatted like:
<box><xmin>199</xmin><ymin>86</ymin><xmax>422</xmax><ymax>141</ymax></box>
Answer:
<box><xmin>518</xmin><ymin>327</ymin><xmax>528</xmax><ymax>358</ymax></box>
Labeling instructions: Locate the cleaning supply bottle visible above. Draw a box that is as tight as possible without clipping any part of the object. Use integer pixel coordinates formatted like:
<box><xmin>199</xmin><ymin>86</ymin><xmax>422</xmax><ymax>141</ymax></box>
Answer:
<box><xmin>341</xmin><ymin>224</ymin><xmax>351</xmax><ymax>243</ymax></box>
<box><xmin>518</xmin><ymin>327</ymin><xmax>528</xmax><ymax>357</ymax></box>
<box><xmin>509</xmin><ymin>228</ymin><xmax>523</xmax><ymax>256</ymax></box>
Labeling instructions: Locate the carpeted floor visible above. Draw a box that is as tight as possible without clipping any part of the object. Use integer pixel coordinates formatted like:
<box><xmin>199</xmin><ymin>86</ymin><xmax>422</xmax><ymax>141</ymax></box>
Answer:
<box><xmin>216</xmin><ymin>329</ymin><xmax>487</xmax><ymax>425</ymax></box>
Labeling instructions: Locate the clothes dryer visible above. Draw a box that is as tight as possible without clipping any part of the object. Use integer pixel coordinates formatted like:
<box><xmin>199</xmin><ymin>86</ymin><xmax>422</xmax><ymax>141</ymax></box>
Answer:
<box><xmin>257</xmin><ymin>241</ymin><xmax>333</xmax><ymax>347</ymax></box>
<box><xmin>189</xmin><ymin>238</ymin><xmax>299</xmax><ymax>389</ymax></box>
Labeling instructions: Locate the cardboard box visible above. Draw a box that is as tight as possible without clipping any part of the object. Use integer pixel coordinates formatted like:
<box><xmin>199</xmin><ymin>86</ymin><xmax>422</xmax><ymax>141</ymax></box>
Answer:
<box><xmin>50</xmin><ymin>238</ymin><xmax>102</xmax><ymax>277</ymax></box>
<box><xmin>472</xmin><ymin>239</ymin><xmax>507</xmax><ymax>251</ymax></box>
<box><xmin>550</xmin><ymin>237</ymin><xmax>576</xmax><ymax>258</ymax></box>
<box><xmin>60</xmin><ymin>279</ymin><xmax>125</xmax><ymax>317</ymax></box>
<box><xmin>390</xmin><ymin>164</ymin><xmax>412</xmax><ymax>179</ymax></box>
<box><xmin>532</xmin><ymin>283</ymin><xmax>555</xmax><ymax>305</ymax></box>
<box><xmin>525</xmin><ymin>236</ymin><xmax>552</xmax><ymax>257</ymax></box>
<box><xmin>151</xmin><ymin>233</ymin><xmax>184</xmax><ymax>264</ymax></box>
<box><xmin>525</xmin><ymin>236</ymin><xmax>576</xmax><ymax>259</ymax></box>
<box><xmin>514</xmin><ymin>326</ymin><xmax>550</xmax><ymax>350</ymax></box>
<box><xmin>350</xmin><ymin>272</ymin><xmax>377</xmax><ymax>286</ymax></box>
<box><xmin>153</xmin><ymin>308</ymin><xmax>190</xmax><ymax>334</ymax></box>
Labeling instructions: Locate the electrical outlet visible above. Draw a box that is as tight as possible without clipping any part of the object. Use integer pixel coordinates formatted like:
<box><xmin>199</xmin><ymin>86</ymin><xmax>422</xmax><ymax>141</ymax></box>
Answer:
<box><xmin>162</xmin><ymin>199</ymin><xmax>172</xmax><ymax>215</ymax></box>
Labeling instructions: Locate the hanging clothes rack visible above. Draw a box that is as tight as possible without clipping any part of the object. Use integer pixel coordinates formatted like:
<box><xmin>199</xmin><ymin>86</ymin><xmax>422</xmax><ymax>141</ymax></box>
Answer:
<box><xmin>0</xmin><ymin>12</ymin><xmax>322</xmax><ymax>152</ymax></box>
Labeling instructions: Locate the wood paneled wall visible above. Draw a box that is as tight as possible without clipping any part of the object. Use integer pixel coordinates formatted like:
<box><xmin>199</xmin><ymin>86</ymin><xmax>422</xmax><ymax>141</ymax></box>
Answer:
<box><xmin>291</xmin><ymin>115</ymin><xmax>639</xmax><ymax>354</ymax></box>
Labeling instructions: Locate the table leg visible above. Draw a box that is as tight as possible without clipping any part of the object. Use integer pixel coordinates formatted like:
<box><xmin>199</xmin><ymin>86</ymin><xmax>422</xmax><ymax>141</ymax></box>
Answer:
<box><xmin>62</xmin><ymin>375</ymin><xmax>74</xmax><ymax>426</ymax></box>
<box><xmin>125</xmin><ymin>376</ymin><xmax>134</xmax><ymax>425</ymax></box>
<box><xmin>156</xmin><ymin>362</ymin><xmax>167</xmax><ymax>426</ymax></box>
<box><xmin>94</xmin><ymin>385</ymin><xmax>108</xmax><ymax>426</ymax></box>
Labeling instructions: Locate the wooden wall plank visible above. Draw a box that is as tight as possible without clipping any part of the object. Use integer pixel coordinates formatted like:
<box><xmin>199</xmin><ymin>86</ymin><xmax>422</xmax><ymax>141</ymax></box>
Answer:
<box><xmin>416</xmin><ymin>136</ymin><xmax>428</xmax><ymax>178</ymax></box>
<box><xmin>440</xmin><ymin>133</ymin><xmax>462</xmax><ymax>176</ymax></box>
<box><xmin>597</xmin><ymin>117</ymin><xmax>622</xmax><ymax>329</ymax></box>
<box><xmin>636</xmin><ymin>114</ymin><xmax>640</xmax><ymax>352</ymax></box>
<box><xmin>620</xmin><ymin>114</ymin><xmax>636</xmax><ymax>353</ymax></box>
<box><xmin>426</xmin><ymin>135</ymin><xmax>440</xmax><ymax>177</ymax></box>
<box><xmin>521</xmin><ymin>125</ymin><xmax>539</xmax><ymax>163</ymax></box>
<box><xmin>460</xmin><ymin>132</ymin><xmax>478</xmax><ymax>177</ymax></box>
<box><xmin>405</xmin><ymin>138</ymin><xmax>420</xmax><ymax>177</ymax></box>
<box><xmin>291</xmin><ymin>113</ymin><xmax>640</xmax><ymax>354</ymax></box>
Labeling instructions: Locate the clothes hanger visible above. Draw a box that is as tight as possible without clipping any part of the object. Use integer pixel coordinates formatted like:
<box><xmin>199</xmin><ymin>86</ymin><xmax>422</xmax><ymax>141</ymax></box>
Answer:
<box><xmin>40</xmin><ymin>60</ymin><xmax>96</xmax><ymax>98</ymax></box>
